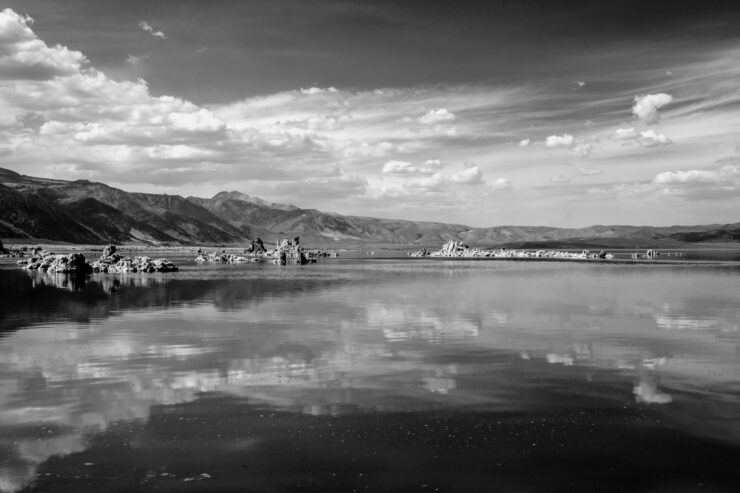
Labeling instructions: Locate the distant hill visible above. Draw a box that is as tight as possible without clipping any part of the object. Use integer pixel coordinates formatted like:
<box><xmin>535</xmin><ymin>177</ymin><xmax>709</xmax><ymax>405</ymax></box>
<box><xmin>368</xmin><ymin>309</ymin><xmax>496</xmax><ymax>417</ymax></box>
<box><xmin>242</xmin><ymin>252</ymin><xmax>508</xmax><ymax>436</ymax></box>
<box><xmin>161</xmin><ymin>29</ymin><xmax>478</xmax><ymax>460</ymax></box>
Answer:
<box><xmin>1</xmin><ymin>166</ymin><xmax>738</xmax><ymax>247</ymax></box>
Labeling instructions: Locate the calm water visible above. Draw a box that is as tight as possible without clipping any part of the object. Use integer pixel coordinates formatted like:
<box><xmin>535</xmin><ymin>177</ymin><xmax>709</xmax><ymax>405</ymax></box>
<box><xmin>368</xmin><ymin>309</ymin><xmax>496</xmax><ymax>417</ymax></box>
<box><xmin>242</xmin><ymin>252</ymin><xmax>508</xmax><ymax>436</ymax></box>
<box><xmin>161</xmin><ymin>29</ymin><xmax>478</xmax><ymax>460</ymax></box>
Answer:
<box><xmin>1</xmin><ymin>258</ymin><xmax>739</xmax><ymax>492</ymax></box>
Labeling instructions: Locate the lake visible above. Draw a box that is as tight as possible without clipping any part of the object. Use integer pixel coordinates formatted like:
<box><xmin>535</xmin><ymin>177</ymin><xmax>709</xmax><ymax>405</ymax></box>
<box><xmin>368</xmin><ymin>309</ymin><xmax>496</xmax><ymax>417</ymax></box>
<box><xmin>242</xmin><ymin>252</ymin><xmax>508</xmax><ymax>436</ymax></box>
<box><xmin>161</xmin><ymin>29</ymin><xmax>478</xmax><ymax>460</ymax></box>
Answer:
<box><xmin>1</xmin><ymin>257</ymin><xmax>739</xmax><ymax>492</ymax></box>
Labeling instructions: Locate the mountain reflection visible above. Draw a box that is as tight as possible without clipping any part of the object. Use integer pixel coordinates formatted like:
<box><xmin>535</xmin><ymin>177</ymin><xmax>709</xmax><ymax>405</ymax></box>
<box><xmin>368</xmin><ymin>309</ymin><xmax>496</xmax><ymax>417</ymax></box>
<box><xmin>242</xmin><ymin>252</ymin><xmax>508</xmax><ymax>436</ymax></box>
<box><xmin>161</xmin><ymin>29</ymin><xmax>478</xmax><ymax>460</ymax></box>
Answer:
<box><xmin>0</xmin><ymin>261</ymin><xmax>739</xmax><ymax>491</ymax></box>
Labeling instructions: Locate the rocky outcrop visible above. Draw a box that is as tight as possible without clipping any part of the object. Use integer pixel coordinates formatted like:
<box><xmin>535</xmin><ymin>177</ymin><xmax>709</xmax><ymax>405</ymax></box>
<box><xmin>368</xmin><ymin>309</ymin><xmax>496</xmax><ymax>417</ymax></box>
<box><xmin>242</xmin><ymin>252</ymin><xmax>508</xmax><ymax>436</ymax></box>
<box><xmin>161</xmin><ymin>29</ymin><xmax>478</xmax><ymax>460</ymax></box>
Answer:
<box><xmin>245</xmin><ymin>237</ymin><xmax>267</xmax><ymax>255</ymax></box>
<box><xmin>19</xmin><ymin>252</ymin><xmax>93</xmax><ymax>274</ymax></box>
<box><xmin>91</xmin><ymin>244</ymin><xmax>179</xmax><ymax>273</ymax></box>
<box><xmin>273</xmin><ymin>236</ymin><xmax>315</xmax><ymax>265</ymax></box>
<box><xmin>195</xmin><ymin>251</ymin><xmax>259</xmax><ymax>263</ymax></box>
<box><xmin>410</xmin><ymin>240</ymin><xmax>614</xmax><ymax>260</ymax></box>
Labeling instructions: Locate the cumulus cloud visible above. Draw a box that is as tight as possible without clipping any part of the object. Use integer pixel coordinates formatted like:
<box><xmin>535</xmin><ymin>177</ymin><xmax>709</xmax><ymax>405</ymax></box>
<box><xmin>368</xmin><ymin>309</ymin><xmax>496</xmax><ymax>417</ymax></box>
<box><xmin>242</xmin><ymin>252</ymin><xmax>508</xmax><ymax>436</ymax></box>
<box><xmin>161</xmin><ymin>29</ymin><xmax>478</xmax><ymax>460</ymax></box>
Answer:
<box><xmin>0</xmin><ymin>9</ymin><xmax>87</xmax><ymax>80</ymax></box>
<box><xmin>518</xmin><ymin>138</ymin><xmax>530</xmax><ymax>147</ymax></box>
<box><xmin>546</xmin><ymin>134</ymin><xmax>591</xmax><ymax>157</ymax></box>
<box><xmin>491</xmin><ymin>178</ymin><xmax>513</xmax><ymax>190</ymax></box>
<box><xmin>138</xmin><ymin>21</ymin><xmax>166</xmax><ymax>39</ymax></box>
<box><xmin>300</xmin><ymin>86</ymin><xmax>338</xmax><ymax>95</ymax></box>
<box><xmin>418</xmin><ymin>108</ymin><xmax>456</xmax><ymax>125</ymax></box>
<box><xmin>382</xmin><ymin>159</ymin><xmax>441</xmax><ymax>175</ymax></box>
<box><xmin>577</xmin><ymin>167</ymin><xmax>603</xmax><ymax>176</ymax></box>
<box><xmin>586</xmin><ymin>161</ymin><xmax>740</xmax><ymax>201</ymax></box>
<box><xmin>569</xmin><ymin>142</ymin><xmax>592</xmax><ymax>157</ymax></box>
<box><xmin>611</xmin><ymin>127</ymin><xmax>639</xmax><ymax>140</ymax></box>
<box><xmin>611</xmin><ymin>127</ymin><xmax>672</xmax><ymax>147</ymax></box>
<box><xmin>652</xmin><ymin>164</ymin><xmax>739</xmax><ymax>186</ymax></box>
<box><xmin>449</xmin><ymin>163</ymin><xmax>482</xmax><ymax>185</ymax></box>
<box><xmin>125</xmin><ymin>54</ymin><xmax>140</xmax><ymax>64</ymax></box>
<box><xmin>638</xmin><ymin>129</ymin><xmax>672</xmax><ymax>147</ymax></box>
<box><xmin>632</xmin><ymin>93</ymin><xmax>673</xmax><ymax>124</ymax></box>
<box><xmin>545</xmin><ymin>134</ymin><xmax>575</xmax><ymax>148</ymax></box>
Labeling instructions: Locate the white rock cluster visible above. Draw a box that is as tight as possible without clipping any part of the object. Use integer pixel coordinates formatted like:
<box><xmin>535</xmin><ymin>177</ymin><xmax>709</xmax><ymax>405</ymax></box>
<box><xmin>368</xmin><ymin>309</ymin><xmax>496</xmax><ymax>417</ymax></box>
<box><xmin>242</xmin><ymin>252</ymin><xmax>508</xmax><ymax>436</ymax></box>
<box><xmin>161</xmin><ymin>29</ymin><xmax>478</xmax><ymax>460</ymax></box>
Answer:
<box><xmin>91</xmin><ymin>245</ymin><xmax>179</xmax><ymax>273</ymax></box>
<box><xmin>410</xmin><ymin>240</ymin><xmax>614</xmax><ymax>260</ymax></box>
<box><xmin>18</xmin><ymin>252</ymin><xmax>92</xmax><ymax>274</ymax></box>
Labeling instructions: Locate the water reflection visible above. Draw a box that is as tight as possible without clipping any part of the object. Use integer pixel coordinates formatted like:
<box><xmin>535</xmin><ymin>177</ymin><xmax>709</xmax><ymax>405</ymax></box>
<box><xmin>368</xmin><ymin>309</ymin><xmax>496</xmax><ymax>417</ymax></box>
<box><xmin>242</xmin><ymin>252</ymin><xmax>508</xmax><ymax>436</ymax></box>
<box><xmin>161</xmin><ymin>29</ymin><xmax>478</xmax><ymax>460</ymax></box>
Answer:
<box><xmin>0</xmin><ymin>261</ymin><xmax>739</xmax><ymax>491</ymax></box>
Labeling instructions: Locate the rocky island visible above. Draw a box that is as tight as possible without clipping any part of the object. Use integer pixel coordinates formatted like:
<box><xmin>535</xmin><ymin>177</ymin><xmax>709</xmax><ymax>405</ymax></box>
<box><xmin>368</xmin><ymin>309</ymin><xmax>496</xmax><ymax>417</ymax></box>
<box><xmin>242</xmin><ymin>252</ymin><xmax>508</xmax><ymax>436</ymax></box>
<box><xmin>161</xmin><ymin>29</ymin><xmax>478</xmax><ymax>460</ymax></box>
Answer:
<box><xmin>410</xmin><ymin>240</ymin><xmax>615</xmax><ymax>260</ymax></box>
<box><xmin>18</xmin><ymin>245</ymin><xmax>178</xmax><ymax>274</ymax></box>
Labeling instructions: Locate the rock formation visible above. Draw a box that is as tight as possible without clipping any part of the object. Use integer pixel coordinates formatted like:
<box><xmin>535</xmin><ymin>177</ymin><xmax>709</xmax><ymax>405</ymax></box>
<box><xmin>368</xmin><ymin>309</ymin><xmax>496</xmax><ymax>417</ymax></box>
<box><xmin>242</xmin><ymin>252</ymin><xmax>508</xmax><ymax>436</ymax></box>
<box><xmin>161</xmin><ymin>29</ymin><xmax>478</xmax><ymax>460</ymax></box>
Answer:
<box><xmin>245</xmin><ymin>237</ymin><xmax>267</xmax><ymax>255</ymax></box>
<box><xmin>410</xmin><ymin>240</ymin><xmax>615</xmax><ymax>261</ymax></box>
<box><xmin>19</xmin><ymin>252</ymin><xmax>93</xmax><ymax>274</ymax></box>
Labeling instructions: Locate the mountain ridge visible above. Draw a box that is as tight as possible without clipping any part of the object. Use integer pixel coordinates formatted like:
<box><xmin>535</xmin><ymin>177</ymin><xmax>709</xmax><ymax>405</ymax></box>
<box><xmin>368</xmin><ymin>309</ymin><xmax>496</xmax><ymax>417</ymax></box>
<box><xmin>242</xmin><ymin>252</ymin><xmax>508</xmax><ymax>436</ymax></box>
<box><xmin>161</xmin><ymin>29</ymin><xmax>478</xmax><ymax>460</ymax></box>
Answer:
<box><xmin>1</xmin><ymin>167</ymin><xmax>738</xmax><ymax>247</ymax></box>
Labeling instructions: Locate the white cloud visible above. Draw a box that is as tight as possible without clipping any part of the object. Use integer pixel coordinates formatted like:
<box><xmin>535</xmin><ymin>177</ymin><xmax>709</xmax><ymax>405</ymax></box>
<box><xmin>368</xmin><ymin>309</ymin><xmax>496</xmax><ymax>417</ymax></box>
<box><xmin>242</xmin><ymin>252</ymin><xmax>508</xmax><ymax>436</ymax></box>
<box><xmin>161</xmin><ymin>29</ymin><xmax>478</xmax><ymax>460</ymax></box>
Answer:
<box><xmin>418</xmin><ymin>108</ymin><xmax>456</xmax><ymax>125</ymax></box>
<box><xmin>545</xmin><ymin>134</ymin><xmax>591</xmax><ymax>157</ymax></box>
<box><xmin>611</xmin><ymin>127</ymin><xmax>639</xmax><ymax>140</ymax></box>
<box><xmin>382</xmin><ymin>159</ymin><xmax>440</xmax><ymax>175</ymax></box>
<box><xmin>300</xmin><ymin>86</ymin><xmax>338</xmax><ymax>95</ymax></box>
<box><xmin>611</xmin><ymin>127</ymin><xmax>672</xmax><ymax>147</ymax></box>
<box><xmin>577</xmin><ymin>167</ymin><xmax>603</xmax><ymax>176</ymax></box>
<box><xmin>638</xmin><ymin>129</ymin><xmax>672</xmax><ymax>147</ymax></box>
<box><xmin>0</xmin><ymin>9</ymin><xmax>87</xmax><ymax>80</ymax></box>
<box><xmin>449</xmin><ymin>163</ymin><xmax>482</xmax><ymax>185</ymax></box>
<box><xmin>569</xmin><ymin>142</ymin><xmax>592</xmax><ymax>157</ymax></box>
<box><xmin>550</xmin><ymin>175</ymin><xmax>570</xmax><ymax>183</ymax></box>
<box><xmin>138</xmin><ymin>21</ymin><xmax>166</xmax><ymax>39</ymax></box>
<box><xmin>632</xmin><ymin>93</ymin><xmax>673</xmax><ymax>124</ymax></box>
<box><xmin>518</xmin><ymin>138</ymin><xmax>530</xmax><ymax>147</ymax></box>
<box><xmin>126</xmin><ymin>54</ymin><xmax>140</xmax><ymax>64</ymax></box>
<box><xmin>545</xmin><ymin>134</ymin><xmax>575</xmax><ymax>148</ymax></box>
<box><xmin>652</xmin><ymin>164</ymin><xmax>739</xmax><ymax>186</ymax></box>
<box><xmin>491</xmin><ymin>178</ymin><xmax>513</xmax><ymax>190</ymax></box>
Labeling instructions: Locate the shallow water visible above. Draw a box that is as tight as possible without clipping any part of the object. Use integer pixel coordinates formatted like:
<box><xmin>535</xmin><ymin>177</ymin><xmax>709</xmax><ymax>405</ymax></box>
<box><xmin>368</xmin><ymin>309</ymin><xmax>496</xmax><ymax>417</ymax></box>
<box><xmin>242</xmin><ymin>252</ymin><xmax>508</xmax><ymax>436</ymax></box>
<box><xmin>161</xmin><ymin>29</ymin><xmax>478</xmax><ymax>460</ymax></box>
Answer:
<box><xmin>1</xmin><ymin>259</ymin><xmax>739</xmax><ymax>492</ymax></box>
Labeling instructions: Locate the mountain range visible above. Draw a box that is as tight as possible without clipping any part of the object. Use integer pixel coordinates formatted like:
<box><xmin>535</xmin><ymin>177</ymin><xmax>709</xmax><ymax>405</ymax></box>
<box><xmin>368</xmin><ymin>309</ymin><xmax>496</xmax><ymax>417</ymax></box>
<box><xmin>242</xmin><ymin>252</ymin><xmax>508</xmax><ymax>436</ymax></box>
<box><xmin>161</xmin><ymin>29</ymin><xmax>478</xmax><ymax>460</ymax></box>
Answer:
<box><xmin>1</xmin><ymin>167</ymin><xmax>738</xmax><ymax>248</ymax></box>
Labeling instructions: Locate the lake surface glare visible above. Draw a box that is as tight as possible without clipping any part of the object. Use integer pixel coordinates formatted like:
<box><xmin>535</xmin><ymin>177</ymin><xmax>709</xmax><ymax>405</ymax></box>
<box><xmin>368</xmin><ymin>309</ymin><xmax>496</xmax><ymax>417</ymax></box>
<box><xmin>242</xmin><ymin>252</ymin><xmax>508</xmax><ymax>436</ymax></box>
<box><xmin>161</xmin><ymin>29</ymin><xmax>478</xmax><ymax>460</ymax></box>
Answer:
<box><xmin>1</xmin><ymin>258</ymin><xmax>739</xmax><ymax>492</ymax></box>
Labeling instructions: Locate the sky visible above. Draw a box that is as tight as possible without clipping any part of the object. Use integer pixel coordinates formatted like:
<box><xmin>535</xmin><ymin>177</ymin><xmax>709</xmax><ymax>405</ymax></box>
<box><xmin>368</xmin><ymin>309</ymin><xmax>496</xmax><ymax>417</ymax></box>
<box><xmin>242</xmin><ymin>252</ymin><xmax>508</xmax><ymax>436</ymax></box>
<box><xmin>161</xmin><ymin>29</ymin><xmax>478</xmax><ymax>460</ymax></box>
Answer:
<box><xmin>0</xmin><ymin>0</ymin><xmax>739</xmax><ymax>227</ymax></box>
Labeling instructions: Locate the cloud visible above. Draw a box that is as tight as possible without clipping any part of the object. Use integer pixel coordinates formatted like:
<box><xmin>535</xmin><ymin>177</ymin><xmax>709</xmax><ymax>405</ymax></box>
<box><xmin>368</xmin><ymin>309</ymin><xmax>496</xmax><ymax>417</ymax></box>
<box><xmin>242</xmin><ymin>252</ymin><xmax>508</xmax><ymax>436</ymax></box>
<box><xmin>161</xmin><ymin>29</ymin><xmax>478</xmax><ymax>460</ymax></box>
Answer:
<box><xmin>0</xmin><ymin>9</ymin><xmax>87</xmax><ymax>80</ymax></box>
<box><xmin>138</xmin><ymin>21</ymin><xmax>166</xmax><ymax>39</ymax></box>
<box><xmin>449</xmin><ymin>163</ymin><xmax>482</xmax><ymax>185</ymax></box>
<box><xmin>518</xmin><ymin>138</ymin><xmax>530</xmax><ymax>147</ymax></box>
<box><xmin>577</xmin><ymin>167</ymin><xmax>603</xmax><ymax>176</ymax></box>
<box><xmin>418</xmin><ymin>108</ymin><xmax>456</xmax><ymax>124</ymax></box>
<box><xmin>586</xmin><ymin>161</ymin><xmax>740</xmax><ymax>202</ymax></box>
<box><xmin>126</xmin><ymin>54</ymin><xmax>139</xmax><ymax>64</ymax></box>
<box><xmin>300</xmin><ymin>86</ymin><xmax>338</xmax><ymax>95</ymax></box>
<box><xmin>611</xmin><ymin>127</ymin><xmax>639</xmax><ymax>140</ymax></box>
<box><xmin>632</xmin><ymin>93</ymin><xmax>673</xmax><ymax>124</ymax></box>
<box><xmin>569</xmin><ymin>142</ymin><xmax>592</xmax><ymax>157</ymax></box>
<box><xmin>611</xmin><ymin>127</ymin><xmax>672</xmax><ymax>147</ymax></box>
<box><xmin>545</xmin><ymin>134</ymin><xmax>591</xmax><ymax>157</ymax></box>
<box><xmin>382</xmin><ymin>159</ymin><xmax>440</xmax><ymax>175</ymax></box>
<box><xmin>491</xmin><ymin>178</ymin><xmax>513</xmax><ymax>190</ymax></box>
<box><xmin>545</xmin><ymin>134</ymin><xmax>575</xmax><ymax>148</ymax></box>
<box><xmin>638</xmin><ymin>129</ymin><xmax>672</xmax><ymax>147</ymax></box>
<box><xmin>652</xmin><ymin>164</ymin><xmax>739</xmax><ymax>186</ymax></box>
<box><xmin>550</xmin><ymin>175</ymin><xmax>570</xmax><ymax>183</ymax></box>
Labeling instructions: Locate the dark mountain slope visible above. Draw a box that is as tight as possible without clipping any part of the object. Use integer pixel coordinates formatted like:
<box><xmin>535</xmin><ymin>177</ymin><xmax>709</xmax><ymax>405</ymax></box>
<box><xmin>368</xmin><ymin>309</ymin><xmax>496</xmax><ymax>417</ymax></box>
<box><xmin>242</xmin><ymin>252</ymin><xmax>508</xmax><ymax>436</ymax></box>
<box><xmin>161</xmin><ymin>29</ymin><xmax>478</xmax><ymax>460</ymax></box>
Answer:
<box><xmin>1</xmin><ymin>167</ymin><xmax>738</xmax><ymax>247</ymax></box>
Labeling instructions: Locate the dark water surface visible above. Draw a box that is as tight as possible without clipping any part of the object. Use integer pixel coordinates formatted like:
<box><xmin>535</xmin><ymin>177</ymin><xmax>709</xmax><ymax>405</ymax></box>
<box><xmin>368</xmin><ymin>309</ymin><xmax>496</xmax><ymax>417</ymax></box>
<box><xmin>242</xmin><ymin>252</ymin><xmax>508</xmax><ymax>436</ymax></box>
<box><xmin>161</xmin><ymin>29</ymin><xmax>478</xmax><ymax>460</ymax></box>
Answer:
<box><xmin>1</xmin><ymin>259</ymin><xmax>739</xmax><ymax>492</ymax></box>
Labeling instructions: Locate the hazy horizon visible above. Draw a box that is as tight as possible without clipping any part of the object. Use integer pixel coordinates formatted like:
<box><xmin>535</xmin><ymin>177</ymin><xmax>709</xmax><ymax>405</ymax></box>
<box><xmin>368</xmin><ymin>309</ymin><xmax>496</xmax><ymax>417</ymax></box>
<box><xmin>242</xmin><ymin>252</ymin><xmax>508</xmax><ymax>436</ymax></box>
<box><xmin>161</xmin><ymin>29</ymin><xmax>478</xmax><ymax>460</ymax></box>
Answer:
<box><xmin>1</xmin><ymin>1</ymin><xmax>739</xmax><ymax>228</ymax></box>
